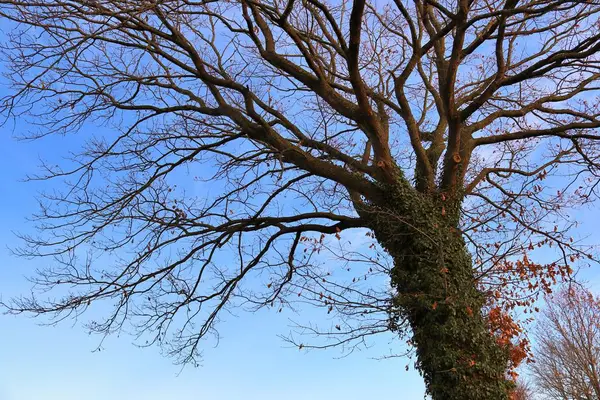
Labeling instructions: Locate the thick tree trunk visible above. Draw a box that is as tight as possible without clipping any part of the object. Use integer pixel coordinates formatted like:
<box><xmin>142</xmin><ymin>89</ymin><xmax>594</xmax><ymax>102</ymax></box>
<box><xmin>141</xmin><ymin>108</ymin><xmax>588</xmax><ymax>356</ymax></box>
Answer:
<box><xmin>361</xmin><ymin>182</ymin><xmax>512</xmax><ymax>400</ymax></box>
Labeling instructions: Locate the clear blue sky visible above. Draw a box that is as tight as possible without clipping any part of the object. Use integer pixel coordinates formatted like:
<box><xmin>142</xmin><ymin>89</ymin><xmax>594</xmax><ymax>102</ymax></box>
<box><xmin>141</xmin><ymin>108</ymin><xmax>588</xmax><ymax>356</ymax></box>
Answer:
<box><xmin>2</xmin><ymin>17</ymin><xmax>600</xmax><ymax>400</ymax></box>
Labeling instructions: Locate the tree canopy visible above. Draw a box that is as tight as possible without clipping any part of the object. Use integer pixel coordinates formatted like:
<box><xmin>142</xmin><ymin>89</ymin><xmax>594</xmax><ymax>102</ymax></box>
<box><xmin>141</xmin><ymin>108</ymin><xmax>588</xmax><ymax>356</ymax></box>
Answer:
<box><xmin>1</xmin><ymin>0</ymin><xmax>600</xmax><ymax>398</ymax></box>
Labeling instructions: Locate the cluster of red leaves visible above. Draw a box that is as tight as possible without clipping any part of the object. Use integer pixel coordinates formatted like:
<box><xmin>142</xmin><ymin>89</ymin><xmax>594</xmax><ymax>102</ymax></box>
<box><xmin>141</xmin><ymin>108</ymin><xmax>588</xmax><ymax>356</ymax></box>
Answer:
<box><xmin>483</xmin><ymin>250</ymin><xmax>577</xmax><ymax>380</ymax></box>
<box><xmin>487</xmin><ymin>306</ymin><xmax>532</xmax><ymax>380</ymax></box>
<box><xmin>489</xmin><ymin>253</ymin><xmax>573</xmax><ymax>306</ymax></box>
<box><xmin>481</xmin><ymin>252</ymin><xmax>574</xmax><ymax>379</ymax></box>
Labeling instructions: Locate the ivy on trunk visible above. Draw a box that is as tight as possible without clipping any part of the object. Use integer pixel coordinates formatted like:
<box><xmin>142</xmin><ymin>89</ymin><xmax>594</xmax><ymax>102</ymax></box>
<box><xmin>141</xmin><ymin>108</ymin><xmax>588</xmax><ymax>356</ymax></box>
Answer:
<box><xmin>362</xmin><ymin>180</ymin><xmax>512</xmax><ymax>399</ymax></box>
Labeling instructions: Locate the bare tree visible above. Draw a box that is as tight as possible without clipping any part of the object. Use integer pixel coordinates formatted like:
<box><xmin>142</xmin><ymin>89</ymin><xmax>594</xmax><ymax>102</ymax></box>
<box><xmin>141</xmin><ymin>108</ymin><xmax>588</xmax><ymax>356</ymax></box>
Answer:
<box><xmin>1</xmin><ymin>0</ymin><xmax>599</xmax><ymax>398</ymax></box>
<box><xmin>511</xmin><ymin>379</ymin><xmax>535</xmax><ymax>400</ymax></box>
<box><xmin>531</xmin><ymin>286</ymin><xmax>600</xmax><ymax>399</ymax></box>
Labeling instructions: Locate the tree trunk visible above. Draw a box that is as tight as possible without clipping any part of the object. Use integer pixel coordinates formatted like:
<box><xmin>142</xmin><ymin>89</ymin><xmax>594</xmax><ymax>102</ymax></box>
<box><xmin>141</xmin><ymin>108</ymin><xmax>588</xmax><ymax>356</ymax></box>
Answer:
<box><xmin>361</xmin><ymin>181</ymin><xmax>512</xmax><ymax>400</ymax></box>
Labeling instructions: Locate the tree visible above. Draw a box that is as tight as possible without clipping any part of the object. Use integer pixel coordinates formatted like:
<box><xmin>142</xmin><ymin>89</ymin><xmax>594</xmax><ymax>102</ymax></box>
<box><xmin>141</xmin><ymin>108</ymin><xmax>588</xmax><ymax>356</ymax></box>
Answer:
<box><xmin>1</xmin><ymin>0</ymin><xmax>599</xmax><ymax>398</ymax></box>
<box><xmin>531</xmin><ymin>286</ymin><xmax>600</xmax><ymax>399</ymax></box>
<box><xmin>511</xmin><ymin>379</ymin><xmax>534</xmax><ymax>400</ymax></box>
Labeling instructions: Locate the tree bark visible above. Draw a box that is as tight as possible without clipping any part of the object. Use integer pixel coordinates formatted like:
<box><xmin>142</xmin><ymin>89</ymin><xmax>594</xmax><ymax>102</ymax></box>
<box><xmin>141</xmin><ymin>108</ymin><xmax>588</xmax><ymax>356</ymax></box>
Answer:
<box><xmin>361</xmin><ymin>180</ymin><xmax>512</xmax><ymax>399</ymax></box>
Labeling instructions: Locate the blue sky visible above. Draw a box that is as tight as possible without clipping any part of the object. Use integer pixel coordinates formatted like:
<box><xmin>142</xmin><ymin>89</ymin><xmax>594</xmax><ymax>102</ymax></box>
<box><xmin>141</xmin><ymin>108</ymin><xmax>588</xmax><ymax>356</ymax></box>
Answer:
<box><xmin>4</xmin><ymin>129</ymin><xmax>600</xmax><ymax>400</ymax></box>
<box><xmin>0</xmin><ymin>120</ymin><xmax>426</xmax><ymax>399</ymax></box>
<box><xmin>2</xmin><ymin>11</ymin><xmax>600</xmax><ymax>400</ymax></box>
<box><xmin>0</xmin><ymin>17</ymin><xmax>428</xmax><ymax>398</ymax></box>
